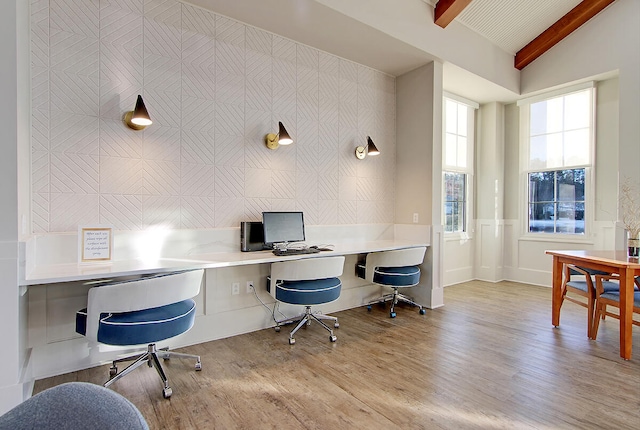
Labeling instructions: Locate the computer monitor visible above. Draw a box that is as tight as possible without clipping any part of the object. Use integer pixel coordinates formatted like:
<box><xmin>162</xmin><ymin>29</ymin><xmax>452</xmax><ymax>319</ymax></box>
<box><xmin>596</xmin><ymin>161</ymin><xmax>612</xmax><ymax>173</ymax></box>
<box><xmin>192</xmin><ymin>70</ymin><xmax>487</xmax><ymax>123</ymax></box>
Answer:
<box><xmin>262</xmin><ymin>211</ymin><xmax>305</xmax><ymax>247</ymax></box>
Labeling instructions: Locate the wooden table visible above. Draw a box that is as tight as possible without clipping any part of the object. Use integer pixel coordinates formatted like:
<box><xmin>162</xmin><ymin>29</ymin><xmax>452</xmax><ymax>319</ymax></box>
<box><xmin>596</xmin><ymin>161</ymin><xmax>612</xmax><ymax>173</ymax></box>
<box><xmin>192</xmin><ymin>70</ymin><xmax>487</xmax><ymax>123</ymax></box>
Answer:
<box><xmin>546</xmin><ymin>250</ymin><xmax>640</xmax><ymax>360</ymax></box>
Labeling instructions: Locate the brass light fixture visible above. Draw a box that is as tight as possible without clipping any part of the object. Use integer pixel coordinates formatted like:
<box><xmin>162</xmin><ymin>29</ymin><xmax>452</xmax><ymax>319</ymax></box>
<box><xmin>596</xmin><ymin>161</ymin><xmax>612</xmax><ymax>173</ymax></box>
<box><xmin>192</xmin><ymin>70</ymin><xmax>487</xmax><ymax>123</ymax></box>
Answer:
<box><xmin>124</xmin><ymin>95</ymin><xmax>153</xmax><ymax>130</ymax></box>
<box><xmin>265</xmin><ymin>121</ymin><xmax>293</xmax><ymax>150</ymax></box>
<box><xmin>355</xmin><ymin>136</ymin><xmax>380</xmax><ymax>159</ymax></box>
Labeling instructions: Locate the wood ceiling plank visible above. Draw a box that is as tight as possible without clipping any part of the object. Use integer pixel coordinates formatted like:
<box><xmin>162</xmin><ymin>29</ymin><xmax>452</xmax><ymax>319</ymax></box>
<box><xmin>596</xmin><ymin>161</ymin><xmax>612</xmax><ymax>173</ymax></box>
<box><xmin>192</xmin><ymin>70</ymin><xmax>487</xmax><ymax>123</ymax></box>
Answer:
<box><xmin>515</xmin><ymin>0</ymin><xmax>616</xmax><ymax>70</ymax></box>
<box><xmin>434</xmin><ymin>0</ymin><xmax>474</xmax><ymax>28</ymax></box>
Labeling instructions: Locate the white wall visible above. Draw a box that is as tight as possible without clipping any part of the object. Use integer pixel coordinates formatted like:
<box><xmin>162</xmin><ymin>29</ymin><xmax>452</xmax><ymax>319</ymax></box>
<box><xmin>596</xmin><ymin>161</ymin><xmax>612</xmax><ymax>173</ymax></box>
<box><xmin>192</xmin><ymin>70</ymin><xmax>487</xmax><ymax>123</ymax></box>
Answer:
<box><xmin>0</xmin><ymin>0</ymin><xmax>30</xmax><ymax>416</ymax></box>
<box><xmin>520</xmin><ymin>0</ymin><xmax>639</xmax><ymax>252</ymax></box>
<box><xmin>29</xmin><ymin>0</ymin><xmax>397</xmax><ymax>234</ymax></box>
<box><xmin>501</xmin><ymin>78</ymin><xmax>620</xmax><ymax>286</ymax></box>
<box><xmin>396</xmin><ymin>62</ymin><xmax>444</xmax><ymax>307</ymax></box>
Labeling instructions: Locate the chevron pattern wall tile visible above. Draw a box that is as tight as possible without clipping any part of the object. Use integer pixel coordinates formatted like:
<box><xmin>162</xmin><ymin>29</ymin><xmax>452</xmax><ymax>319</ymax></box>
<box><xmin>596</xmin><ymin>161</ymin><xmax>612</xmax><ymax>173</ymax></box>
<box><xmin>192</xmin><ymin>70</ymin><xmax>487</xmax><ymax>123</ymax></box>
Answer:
<box><xmin>338</xmin><ymin>200</ymin><xmax>357</xmax><ymax>225</ymax></box>
<box><xmin>100</xmin><ymin>157</ymin><xmax>143</xmax><ymax>195</ymax></box>
<box><xmin>100</xmin><ymin>194</ymin><xmax>143</xmax><ymax>230</ymax></box>
<box><xmin>245</xmin><ymin>168</ymin><xmax>271</xmax><ymax>199</ymax></box>
<box><xmin>214</xmin><ymin>197</ymin><xmax>244</xmax><ymax>228</ymax></box>
<box><xmin>318</xmin><ymin>200</ymin><xmax>338</xmax><ymax>225</ymax></box>
<box><xmin>50</xmin><ymin>193</ymin><xmax>99</xmax><ymax>232</ymax></box>
<box><xmin>31</xmin><ymin>0</ymin><xmax>396</xmax><ymax>233</ymax></box>
<box><xmin>181</xmin><ymin>196</ymin><xmax>214</xmax><ymax>229</ymax></box>
<box><xmin>143</xmin><ymin>195</ymin><xmax>181</xmax><ymax>228</ymax></box>
<box><xmin>100</xmin><ymin>118</ymin><xmax>143</xmax><ymax>158</ymax></box>
<box><xmin>214</xmin><ymin>166</ymin><xmax>243</xmax><ymax>198</ymax></box>
<box><xmin>143</xmin><ymin>160</ymin><xmax>180</xmax><ymax>196</ymax></box>
<box><xmin>182</xmin><ymin>130</ymin><xmax>214</xmax><ymax>165</ymax></box>
<box><xmin>32</xmin><ymin>151</ymin><xmax>50</xmax><ymax>194</ymax></box>
<box><xmin>33</xmin><ymin>192</ymin><xmax>49</xmax><ymax>233</ymax></box>
<box><xmin>181</xmin><ymin>162</ymin><xmax>213</xmax><ymax>197</ymax></box>
<box><xmin>50</xmin><ymin>153</ymin><xmax>99</xmax><ymax>194</ymax></box>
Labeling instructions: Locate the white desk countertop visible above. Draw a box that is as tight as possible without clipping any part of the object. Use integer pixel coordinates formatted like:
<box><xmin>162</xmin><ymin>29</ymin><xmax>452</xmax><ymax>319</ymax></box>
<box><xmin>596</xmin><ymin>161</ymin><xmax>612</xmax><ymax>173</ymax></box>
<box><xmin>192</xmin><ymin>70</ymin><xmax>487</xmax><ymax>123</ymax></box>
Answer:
<box><xmin>22</xmin><ymin>240</ymin><xmax>428</xmax><ymax>286</ymax></box>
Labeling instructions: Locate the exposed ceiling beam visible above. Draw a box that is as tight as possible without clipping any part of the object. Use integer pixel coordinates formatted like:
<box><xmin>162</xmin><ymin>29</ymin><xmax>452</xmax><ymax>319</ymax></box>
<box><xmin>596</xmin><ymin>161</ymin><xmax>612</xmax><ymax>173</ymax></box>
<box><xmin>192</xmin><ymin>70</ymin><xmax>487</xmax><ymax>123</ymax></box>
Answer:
<box><xmin>515</xmin><ymin>0</ymin><xmax>616</xmax><ymax>70</ymax></box>
<box><xmin>434</xmin><ymin>0</ymin><xmax>473</xmax><ymax>28</ymax></box>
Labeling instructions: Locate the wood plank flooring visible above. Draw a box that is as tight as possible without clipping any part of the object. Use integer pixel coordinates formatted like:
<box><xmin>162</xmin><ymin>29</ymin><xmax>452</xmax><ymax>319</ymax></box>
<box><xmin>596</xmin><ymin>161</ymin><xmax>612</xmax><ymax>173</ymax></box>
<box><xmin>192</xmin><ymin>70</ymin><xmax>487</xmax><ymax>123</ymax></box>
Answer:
<box><xmin>34</xmin><ymin>281</ymin><xmax>640</xmax><ymax>429</ymax></box>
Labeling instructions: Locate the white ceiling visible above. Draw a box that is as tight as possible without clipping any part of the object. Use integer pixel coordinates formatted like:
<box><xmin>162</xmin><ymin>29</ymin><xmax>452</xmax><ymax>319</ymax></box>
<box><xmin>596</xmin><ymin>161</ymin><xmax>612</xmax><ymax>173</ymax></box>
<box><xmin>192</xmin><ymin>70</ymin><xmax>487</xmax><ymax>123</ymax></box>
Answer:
<box><xmin>423</xmin><ymin>0</ymin><xmax>582</xmax><ymax>55</ymax></box>
<box><xmin>185</xmin><ymin>0</ymin><xmax>597</xmax><ymax>104</ymax></box>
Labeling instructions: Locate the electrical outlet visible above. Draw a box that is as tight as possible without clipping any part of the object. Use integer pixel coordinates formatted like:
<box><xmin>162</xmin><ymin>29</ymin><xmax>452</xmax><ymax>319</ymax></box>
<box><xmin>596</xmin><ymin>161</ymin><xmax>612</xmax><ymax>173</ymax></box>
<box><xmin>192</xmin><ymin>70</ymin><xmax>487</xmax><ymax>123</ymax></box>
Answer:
<box><xmin>232</xmin><ymin>282</ymin><xmax>240</xmax><ymax>295</ymax></box>
<box><xmin>246</xmin><ymin>281</ymin><xmax>254</xmax><ymax>293</ymax></box>
<box><xmin>413</xmin><ymin>213</ymin><xmax>419</xmax><ymax>223</ymax></box>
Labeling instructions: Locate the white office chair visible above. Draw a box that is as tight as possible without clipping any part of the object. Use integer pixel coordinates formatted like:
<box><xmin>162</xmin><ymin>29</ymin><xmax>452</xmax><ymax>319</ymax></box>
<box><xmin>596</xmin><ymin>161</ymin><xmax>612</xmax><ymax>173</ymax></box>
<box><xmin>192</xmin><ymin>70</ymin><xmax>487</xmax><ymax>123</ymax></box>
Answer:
<box><xmin>268</xmin><ymin>256</ymin><xmax>345</xmax><ymax>344</ymax></box>
<box><xmin>76</xmin><ymin>269</ymin><xmax>204</xmax><ymax>399</ymax></box>
<box><xmin>358</xmin><ymin>247</ymin><xmax>427</xmax><ymax>318</ymax></box>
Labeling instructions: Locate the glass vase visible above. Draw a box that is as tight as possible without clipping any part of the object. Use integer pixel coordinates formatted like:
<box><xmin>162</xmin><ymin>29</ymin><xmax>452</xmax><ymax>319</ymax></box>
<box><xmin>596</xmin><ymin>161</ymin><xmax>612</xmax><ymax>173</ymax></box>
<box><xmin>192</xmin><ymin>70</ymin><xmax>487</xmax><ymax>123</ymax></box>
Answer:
<box><xmin>628</xmin><ymin>233</ymin><xmax>640</xmax><ymax>259</ymax></box>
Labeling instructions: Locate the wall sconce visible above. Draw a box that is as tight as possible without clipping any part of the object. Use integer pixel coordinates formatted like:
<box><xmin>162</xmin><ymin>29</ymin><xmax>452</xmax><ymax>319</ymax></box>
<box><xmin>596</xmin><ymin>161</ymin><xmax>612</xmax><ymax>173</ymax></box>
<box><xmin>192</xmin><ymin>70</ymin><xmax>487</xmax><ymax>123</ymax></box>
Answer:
<box><xmin>124</xmin><ymin>95</ymin><xmax>152</xmax><ymax>130</ymax></box>
<box><xmin>265</xmin><ymin>121</ymin><xmax>293</xmax><ymax>150</ymax></box>
<box><xmin>355</xmin><ymin>136</ymin><xmax>380</xmax><ymax>159</ymax></box>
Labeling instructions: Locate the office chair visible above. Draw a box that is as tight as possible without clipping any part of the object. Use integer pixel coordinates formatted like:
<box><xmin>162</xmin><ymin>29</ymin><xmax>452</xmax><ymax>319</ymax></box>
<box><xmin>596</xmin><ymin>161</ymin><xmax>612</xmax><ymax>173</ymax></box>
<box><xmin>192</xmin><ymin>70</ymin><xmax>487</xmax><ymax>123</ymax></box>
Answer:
<box><xmin>591</xmin><ymin>274</ymin><xmax>640</xmax><ymax>339</ymax></box>
<box><xmin>560</xmin><ymin>265</ymin><xmax>617</xmax><ymax>338</ymax></box>
<box><xmin>358</xmin><ymin>246</ymin><xmax>427</xmax><ymax>318</ymax></box>
<box><xmin>0</xmin><ymin>382</ymin><xmax>148</xmax><ymax>430</ymax></box>
<box><xmin>268</xmin><ymin>256</ymin><xmax>345</xmax><ymax>345</ymax></box>
<box><xmin>76</xmin><ymin>269</ymin><xmax>204</xmax><ymax>399</ymax></box>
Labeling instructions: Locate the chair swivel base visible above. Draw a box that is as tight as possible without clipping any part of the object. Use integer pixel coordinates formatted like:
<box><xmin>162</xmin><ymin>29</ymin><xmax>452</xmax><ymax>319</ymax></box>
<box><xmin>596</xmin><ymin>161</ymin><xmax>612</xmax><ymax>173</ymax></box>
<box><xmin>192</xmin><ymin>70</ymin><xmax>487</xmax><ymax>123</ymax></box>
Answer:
<box><xmin>274</xmin><ymin>306</ymin><xmax>339</xmax><ymax>345</ymax></box>
<box><xmin>104</xmin><ymin>343</ymin><xmax>201</xmax><ymax>399</ymax></box>
<box><xmin>367</xmin><ymin>288</ymin><xmax>427</xmax><ymax>318</ymax></box>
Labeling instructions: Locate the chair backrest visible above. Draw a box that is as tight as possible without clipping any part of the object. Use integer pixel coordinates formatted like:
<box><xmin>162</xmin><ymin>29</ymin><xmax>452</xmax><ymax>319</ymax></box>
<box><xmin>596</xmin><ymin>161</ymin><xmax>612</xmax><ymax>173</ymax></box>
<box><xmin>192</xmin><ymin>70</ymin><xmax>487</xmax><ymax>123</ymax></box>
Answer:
<box><xmin>363</xmin><ymin>247</ymin><xmax>426</xmax><ymax>283</ymax></box>
<box><xmin>85</xmin><ymin>269</ymin><xmax>204</xmax><ymax>342</ymax></box>
<box><xmin>268</xmin><ymin>256</ymin><xmax>345</xmax><ymax>299</ymax></box>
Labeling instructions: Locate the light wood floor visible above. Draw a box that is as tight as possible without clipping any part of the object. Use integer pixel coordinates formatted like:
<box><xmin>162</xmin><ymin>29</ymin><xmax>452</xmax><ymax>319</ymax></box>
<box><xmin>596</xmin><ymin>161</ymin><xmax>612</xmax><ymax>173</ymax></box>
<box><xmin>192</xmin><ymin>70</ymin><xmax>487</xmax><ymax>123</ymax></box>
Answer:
<box><xmin>35</xmin><ymin>281</ymin><xmax>640</xmax><ymax>429</ymax></box>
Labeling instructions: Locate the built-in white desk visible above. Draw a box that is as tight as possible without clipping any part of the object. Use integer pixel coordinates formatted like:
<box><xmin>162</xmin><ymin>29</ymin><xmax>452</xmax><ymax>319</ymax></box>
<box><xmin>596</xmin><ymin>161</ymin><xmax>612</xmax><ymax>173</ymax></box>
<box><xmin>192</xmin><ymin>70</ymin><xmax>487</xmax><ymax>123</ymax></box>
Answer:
<box><xmin>21</xmin><ymin>240</ymin><xmax>427</xmax><ymax>286</ymax></box>
<box><xmin>22</xmin><ymin>224</ymin><xmax>439</xmax><ymax>382</ymax></box>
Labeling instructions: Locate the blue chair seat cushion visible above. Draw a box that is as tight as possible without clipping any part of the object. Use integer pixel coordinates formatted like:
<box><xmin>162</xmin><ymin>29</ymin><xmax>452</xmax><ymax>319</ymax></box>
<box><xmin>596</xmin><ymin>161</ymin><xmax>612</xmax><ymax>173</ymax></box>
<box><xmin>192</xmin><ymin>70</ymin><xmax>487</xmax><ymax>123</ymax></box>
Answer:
<box><xmin>76</xmin><ymin>299</ymin><xmax>196</xmax><ymax>346</ymax></box>
<box><xmin>599</xmin><ymin>291</ymin><xmax>640</xmax><ymax>307</ymax></box>
<box><xmin>373</xmin><ymin>266</ymin><xmax>421</xmax><ymax>287</ymax></box>
<box><xmin>276</xmin><ymin>277</ymin><xmax>341</xmax><ymax>305</ymax></box>
<box><xmin>566</xmin><ymin>280</ymin><xmax>628</xmax><ymax>293</ymax></box>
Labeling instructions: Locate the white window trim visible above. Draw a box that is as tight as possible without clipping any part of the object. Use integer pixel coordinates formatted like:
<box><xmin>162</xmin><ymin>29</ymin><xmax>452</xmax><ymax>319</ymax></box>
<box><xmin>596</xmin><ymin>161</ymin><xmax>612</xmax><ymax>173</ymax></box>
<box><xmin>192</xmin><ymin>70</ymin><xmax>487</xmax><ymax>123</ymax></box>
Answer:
<box><xmin>518</xmin><ymin>85</ymin><xmax>597</xmax><ymax>241</ymax></box>
<box><xmin>443</xmin><ymin>94</ymin><xmax>476</xmax><ymax>237</ymax></box>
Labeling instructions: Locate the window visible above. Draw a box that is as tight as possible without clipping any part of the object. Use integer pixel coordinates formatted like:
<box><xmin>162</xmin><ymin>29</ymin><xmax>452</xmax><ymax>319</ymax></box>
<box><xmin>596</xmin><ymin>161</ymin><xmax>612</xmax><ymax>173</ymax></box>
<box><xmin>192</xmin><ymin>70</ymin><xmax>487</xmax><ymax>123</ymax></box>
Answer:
<box><xmin>444</xmin><ymin>172</ymin><xmax>466</xmax><ymax>233</ymax></box>
<box><xmin>443</xmin><ymin>95</ymin><xmax>477</xmax><ymax>233</ymax></box>
<box><xmin>519</xmin><ymin>84</ymin><xmax>594</xmax><ymax>235</ymax></box>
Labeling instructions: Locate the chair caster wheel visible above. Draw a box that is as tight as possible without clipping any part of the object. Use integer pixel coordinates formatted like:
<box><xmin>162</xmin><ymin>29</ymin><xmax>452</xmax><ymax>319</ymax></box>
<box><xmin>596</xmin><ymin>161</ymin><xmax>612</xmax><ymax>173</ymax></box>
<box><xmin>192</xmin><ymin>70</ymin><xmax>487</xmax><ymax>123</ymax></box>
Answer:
<box><xmin>109</xmin><ymin>366</ymin><xmax>117</xmax><ymax>377</ymax></box>
<box><xmin>390</xmin><ymin>312</ymin><xmax>396</xmax><ymax>318</ymax></box>
<box><xmin>334</xmin><ymin>322</ymin><xmax>340</xmax><ymax>328</ymax></box>
<box><xmin>367</xmin><ymin>305</ymin><xmax>372</xmax><ymax>311</ymax></box>
<box><xmin>289</xmin><ymin>338</ymin><xmax>296</xmax><ymax>345</ymax></box>
<box><xmin>274</xmin><ymin>326</ymin><xmax>281</xmax><ymax>332</ymax></box>
<box><xmin>419</xmin><ymin>308</ymin><xmax>426</xmax><ymax>315</ymax></box>
<box><xmin>163</xmin><ymin>387</ymin><xmax>173</xmax><ymax>399</ymax></box>
<box><xmin>330</xmin><ymin>335</ymin><xmax>337</xmax><ymax>342</ymax></box>
<box><xmin>195</xmin><ymin>361</ymin><xmax>202</xmax><ymax>371</ymax></box>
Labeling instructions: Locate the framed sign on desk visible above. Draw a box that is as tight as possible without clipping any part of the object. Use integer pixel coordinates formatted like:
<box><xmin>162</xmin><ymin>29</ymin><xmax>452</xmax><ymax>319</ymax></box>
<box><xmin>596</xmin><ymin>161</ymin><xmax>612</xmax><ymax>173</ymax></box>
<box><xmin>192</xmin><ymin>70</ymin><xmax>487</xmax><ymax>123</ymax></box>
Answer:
<box><xmin>79</xmin><ymin>226</ymin><xmax>113</xmax><ymax>263</ymax></box>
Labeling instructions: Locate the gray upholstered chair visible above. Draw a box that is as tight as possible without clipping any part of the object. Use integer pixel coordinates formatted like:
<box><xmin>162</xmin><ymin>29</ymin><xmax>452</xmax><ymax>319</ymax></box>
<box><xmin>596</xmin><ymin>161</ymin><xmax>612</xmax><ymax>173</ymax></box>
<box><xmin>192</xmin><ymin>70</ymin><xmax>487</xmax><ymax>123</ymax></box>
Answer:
<box><xmin>592</xmin><ymin>274</ymin><xmax>640</xmax><ymax>339</ymax></box>
<box><xmin>75</xmin><ymin>269</ymin><xmax>204</xmax><ymax>398</ymax></box>
<box><xmin>0</xmin><ymin>382</ymin><xmax>148</xmax><ymax>430</ymax></box>
<box><xmin>268</xmin><ymin>256</ymin><xmax>345</xmax><ymax>344</ymax></box>
<box><xmin>358</xmin><ymin>247</ymin><xmax>427</xmax><ymax>318</ymax></box>
<box><xmin>561</xmin><ymin>265</ymin><xmax>625</xmax><ymax>338</ymax></box>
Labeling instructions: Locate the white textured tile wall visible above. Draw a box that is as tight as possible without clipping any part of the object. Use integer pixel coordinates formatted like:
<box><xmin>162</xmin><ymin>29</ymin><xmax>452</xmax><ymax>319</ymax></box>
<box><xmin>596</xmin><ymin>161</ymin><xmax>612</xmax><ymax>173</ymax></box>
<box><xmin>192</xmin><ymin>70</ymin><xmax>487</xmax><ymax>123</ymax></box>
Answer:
<box><xmin>30</xmin><ymin>0</ymin><xmax>396</xmax><ymax>233</ymax></box>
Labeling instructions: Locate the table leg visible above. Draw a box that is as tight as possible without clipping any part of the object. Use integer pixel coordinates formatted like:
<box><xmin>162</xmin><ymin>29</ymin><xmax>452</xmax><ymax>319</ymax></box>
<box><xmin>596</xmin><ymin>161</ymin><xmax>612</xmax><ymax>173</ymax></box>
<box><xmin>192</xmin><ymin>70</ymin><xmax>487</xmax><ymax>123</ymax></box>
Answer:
<box><xmin>552</xmin><ymin>256</ymin><xmax>563</xmax><ymax>327</ymax></box>
<box><xmin>619</xmin><ymin>268</ymin><xmax>633</xmax><ymax>360</ymax></box>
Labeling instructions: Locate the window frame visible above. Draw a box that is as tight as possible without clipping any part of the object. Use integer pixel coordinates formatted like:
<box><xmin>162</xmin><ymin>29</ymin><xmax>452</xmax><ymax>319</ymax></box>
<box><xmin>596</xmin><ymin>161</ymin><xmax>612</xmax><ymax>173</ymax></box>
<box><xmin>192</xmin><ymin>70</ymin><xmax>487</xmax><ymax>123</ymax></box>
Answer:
<box><xmin>518</xmin><ymin>82</ymin><xmax>596</xmax><ymax>242</ymax></box>
<box><xmin>442</xmin><ymin>93</ymin><xmax>477</xmax><ymax>238</ymax></box>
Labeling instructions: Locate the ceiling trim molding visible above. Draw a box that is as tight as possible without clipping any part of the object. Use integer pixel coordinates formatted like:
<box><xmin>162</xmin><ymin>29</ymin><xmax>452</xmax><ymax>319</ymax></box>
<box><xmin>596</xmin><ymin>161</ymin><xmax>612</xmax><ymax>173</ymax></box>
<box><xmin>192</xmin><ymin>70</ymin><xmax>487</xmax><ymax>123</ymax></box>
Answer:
<box><xmin>434</xmin><ymin>0</ymin><xmax>474</xmax><ymax>28</ymax></box>
<box><xmin>514</xmin><ymin>0</ymin><xmax>616</xmax><ymax>70</ymax></box>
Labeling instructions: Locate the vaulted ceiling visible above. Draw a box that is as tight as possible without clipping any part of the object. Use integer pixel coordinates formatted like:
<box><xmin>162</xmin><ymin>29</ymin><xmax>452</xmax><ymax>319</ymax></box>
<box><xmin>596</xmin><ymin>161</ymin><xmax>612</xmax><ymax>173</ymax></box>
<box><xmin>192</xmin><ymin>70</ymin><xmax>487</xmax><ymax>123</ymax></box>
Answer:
<box><xmin>425</xmin><ymin>0</ymin><xmax>616</xmax><ymax>69</ymax></box>
<box><xmin>187</xmin><ymin>0</ymin><xmax>618</xmax><ymax>103</ymax></box>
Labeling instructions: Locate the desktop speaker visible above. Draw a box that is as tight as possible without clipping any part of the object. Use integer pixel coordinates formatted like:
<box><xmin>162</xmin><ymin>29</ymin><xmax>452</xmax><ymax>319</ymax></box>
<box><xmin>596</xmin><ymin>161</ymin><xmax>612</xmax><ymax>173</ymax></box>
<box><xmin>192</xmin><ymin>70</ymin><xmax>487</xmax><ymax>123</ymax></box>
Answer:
<box><xmin>240</xmin><ymin>221</ymin><xmax>265</xmax><ymax>252</ymax></box>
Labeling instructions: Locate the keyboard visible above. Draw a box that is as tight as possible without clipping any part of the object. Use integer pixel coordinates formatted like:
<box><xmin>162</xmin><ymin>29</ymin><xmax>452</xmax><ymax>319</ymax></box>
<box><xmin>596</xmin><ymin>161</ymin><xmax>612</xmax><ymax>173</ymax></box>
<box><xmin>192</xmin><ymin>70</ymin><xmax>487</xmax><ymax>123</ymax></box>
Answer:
<box><xmin>272</xmin><ymin>247</ymin><xmax>321</xmax><ymax>256</ymax></box>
